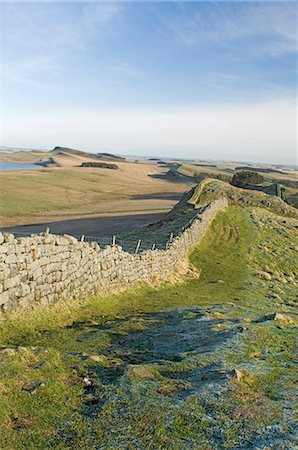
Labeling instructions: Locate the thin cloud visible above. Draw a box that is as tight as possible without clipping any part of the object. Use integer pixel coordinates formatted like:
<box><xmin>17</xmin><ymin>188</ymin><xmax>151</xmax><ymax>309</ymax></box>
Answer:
<box><xmin>82</xmin><ymin>3</ymin><xmax>123</xmax><ymax>32</ymax></box>
<box><xmin>158</xmin><ymin>2</ymin><xmax>297</xmax><ymax>56</ymax></box>
<box><xmin>3</xmin><ymin>2</ymin><xmax>126</xmax><ymax>60</ymax></box>
<box><xmin>202</xmin><ymin>72</ymin><xmax>294</xmax><ymax>96</ymax></box>
<box><xmin>3</xmin><ymin>56</ymin><xmax>58</xmax><ymax>78</ymax></box>
<box><xmin>2</xmin><ymin>2</ymin><xmax>127</xmax><ymax>83</ymax></box>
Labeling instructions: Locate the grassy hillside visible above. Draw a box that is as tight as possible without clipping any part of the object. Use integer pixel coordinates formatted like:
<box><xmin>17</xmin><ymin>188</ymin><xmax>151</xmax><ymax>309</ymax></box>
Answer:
<box><xmin>0</xmin><ymin>202</ymin><xmax>297</xmax><ymax>449</ymax></box>
<box><xmin>177</xmin><ymin>163</ymin><xmax>298</xmax><ymax>210</ymax></box>
<box><xmin>189</xmin><ymin>178</ymin><xmax>297</xmax><ymax>218</ymax></box>
<box><xmin>0</xmin><ymin>164</ymin><xmax>190</xmax><ymax>227</ymax></box>
<box><xmin>102</xmin><ymin>177</ymin><xmax>297</xmax><ymax>251</ymax></box>
<box><xmin>0</xmin><ymin>150</ymin><xmax>47</xmax><ymax>164</ymax></box>
<box><xmin>178</xmin><ymin>162</ymin><xmax>298</xmax><ymax>182</ymax></box>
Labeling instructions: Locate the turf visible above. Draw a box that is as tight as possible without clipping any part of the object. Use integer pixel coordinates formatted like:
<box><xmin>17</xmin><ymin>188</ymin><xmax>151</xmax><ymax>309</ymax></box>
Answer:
<box><xmin>0</xmin><ymin>207</ymin><xmax>297</xmax><ymax>449</ymax></box>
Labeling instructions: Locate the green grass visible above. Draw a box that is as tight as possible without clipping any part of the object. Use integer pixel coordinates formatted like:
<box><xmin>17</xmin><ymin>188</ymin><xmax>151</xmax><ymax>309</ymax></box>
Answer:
<box><xmin>189</xmin><ymin>178</ymin><xmax>297</xmax><ymax>218</ymax></box>
<box><xmin>0</xmin><ymin>206</ymin><xmax>297</xmax><ymax>449</ymax></box>
<box><xmin>178</xmin><ymin>163</ymin><xmax>298</xmax><ymax>212</ymax></box>
<box><xmin>0</xmin><ymin>169</ymin><xmax>123</xmax><ymax>218</ymax></box>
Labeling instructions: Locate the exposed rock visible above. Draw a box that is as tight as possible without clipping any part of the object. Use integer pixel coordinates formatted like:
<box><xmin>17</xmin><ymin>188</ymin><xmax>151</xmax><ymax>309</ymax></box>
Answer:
<box><xmin>83</xmin><ymin>377</ymin><xmax>92</xmax><ymax>386</ymax></box>
<box><xmin>274</xmin><ymin>313</ymin><xmax>295</xmax><ymax>326</ymax></box>
<box><xmin>254</xmin><ymin>313</ymin><xmax>295</xmax><ymax>326</ymax></box>
<box><xmin>0</xmin><ymin>348</ymin><xmax>15</xmax><ymax>356</ymax></box>
<box><xmin>211</xmin><ymin>312</ymin><xmax>226</xmax><ymax>319</ymax></box>
<box><xmin>89</xmin><ymin>355</ymin><xmax>102</xmax><ymax>363</ymax></box>
<box><xmin>3</xmin><ymin>233</ymin><xmax>14</xmax><ymax>243</ymax></box>
<box><xmin>81</xmin><ymin>162</ymin><xmax>118</xmax><ymax>170</ymax></box>
<box><xmin>232</xmin><ymin>369</ymin><xmax>244</xmax><ymax>381</ymax></box>
<box><xmin>258</xmin><ymin>271</ymin><xmax>272</xmax><ymax>281</ymax></box>
<box><xmin>242</xmin><ymin>317</ymin><xmax>251</xmax><ymax>324</ymax></box>
<box><xmin>35</xmin><ymin>156</ymin><xmax>58</xmax><ymax>167</ymax></box>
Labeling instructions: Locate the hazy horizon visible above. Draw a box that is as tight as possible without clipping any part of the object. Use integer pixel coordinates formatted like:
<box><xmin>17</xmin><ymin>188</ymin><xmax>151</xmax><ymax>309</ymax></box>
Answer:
<box><xmin>1</xmin><ymin>1</ymin><xmax>297</xmax><ymax>165</ymax></box>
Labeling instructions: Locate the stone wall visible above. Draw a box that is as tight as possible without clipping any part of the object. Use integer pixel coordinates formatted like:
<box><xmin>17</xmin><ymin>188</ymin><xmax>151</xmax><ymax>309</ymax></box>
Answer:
<box><xmin>0</xmin><ymin>199</ymin><xmax>228</xmax><ymax>313</ymax></box>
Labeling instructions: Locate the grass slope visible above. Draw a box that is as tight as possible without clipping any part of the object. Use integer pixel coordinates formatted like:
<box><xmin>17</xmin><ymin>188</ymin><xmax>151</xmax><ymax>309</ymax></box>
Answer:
<box><xmin>0</xmin><ymin>206</ymin><xmax>297</xmax><ymax>449</ymax></box>
<box><xmin>189</xmin><ymin>178</ymin><xmax>297</xmax><ymax>218</ymax></box>
<box><xmin>0</xmin><ymin>165</ymin><xmax>189</xmax><ymax>227</ymax></box>
<box><xmin>178</xmin><ymin>162</ymin><xmax>298</xmax><ymax>210</ymax></box>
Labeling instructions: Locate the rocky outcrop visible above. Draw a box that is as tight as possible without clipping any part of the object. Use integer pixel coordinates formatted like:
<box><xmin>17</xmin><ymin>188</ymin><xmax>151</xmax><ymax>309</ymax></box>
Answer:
<box><xmin>97</xmin><ymin>153</ymin><xmax>125</xmax><ymax>161</ymax></box>
<box><xmin>80</xmin><ymin>162</ymin><xmax>119</xmax><ymax>170</ymax></box>
<box><xmin>35</xmin><ymin>157</ymin><xmax>58</xmax><ymax>167</ymax></box>
<box><xmin>0</xmin><ymin>198</ymin><xmax>227</xmax><ymax>314</ymax></box>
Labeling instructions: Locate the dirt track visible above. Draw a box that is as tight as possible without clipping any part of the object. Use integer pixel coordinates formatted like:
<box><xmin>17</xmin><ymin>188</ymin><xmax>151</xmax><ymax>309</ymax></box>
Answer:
<box><xmin>2</xmin><ymin>211</ymin><xmax>166</xmax><ymax>238</ymax></box>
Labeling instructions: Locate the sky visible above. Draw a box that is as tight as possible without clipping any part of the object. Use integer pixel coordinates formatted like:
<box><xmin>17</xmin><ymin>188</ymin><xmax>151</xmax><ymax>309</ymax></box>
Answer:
<box><xmin>1</xmin><ymin>1</ymin><xmax>297</xmax><ymax>164</ymax></box>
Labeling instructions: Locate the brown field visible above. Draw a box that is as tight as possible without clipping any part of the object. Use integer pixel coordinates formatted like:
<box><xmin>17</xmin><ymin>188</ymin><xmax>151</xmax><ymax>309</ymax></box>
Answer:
<box><xmin>1</xmin><ymin>149</ymin><xmax>296</xmax><ymax>230</ymax></box>
<box><xmin>0</xmin><ymin>152</ymin><xmax>192</xmax><ymax>228</ymax></box>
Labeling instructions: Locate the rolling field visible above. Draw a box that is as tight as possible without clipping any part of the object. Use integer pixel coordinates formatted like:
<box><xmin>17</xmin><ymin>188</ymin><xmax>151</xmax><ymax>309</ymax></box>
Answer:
<box><xmin>0</xmin><ymin>161</ymin><xmax>191</xmax><ymax>227</ymax></box>
<box><xmin>1</xmin><ymin>148</ymin><xmax>296</xmax><ymax>229</ymax></box>
<box><xmin>0</xmin><ymin>150</ymin><xmax>47</xmax><ymax>164</ymax></box>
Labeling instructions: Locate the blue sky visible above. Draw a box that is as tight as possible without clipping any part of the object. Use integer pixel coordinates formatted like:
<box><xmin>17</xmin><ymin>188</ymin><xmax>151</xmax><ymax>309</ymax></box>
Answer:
<box><xmin>1</xmin><ymin>1</ymin><xmax>297</xmax><ymax>164</ymax></box>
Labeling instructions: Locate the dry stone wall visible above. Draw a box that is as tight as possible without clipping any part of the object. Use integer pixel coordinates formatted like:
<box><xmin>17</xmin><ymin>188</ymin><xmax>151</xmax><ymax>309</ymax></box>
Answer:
<box><xmin>0</xmin><ymin>199</ymin><xmax>228</xmax><ymax>313</ymax></box>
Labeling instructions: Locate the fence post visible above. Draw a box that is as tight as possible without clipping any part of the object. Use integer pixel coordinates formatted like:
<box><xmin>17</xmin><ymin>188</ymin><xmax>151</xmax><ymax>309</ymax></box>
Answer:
<box><xmin>169</xmin><ymin>232</ymin><xmax>174</xmax><ymax>243</ymax></box>
<box><xmin>191</xmin><ymin>233</ymin><xmax>195</xmax><ymax>246</ymax></box>
<box><xmin>112</xmin><ymin>235</ymin><xmax>116</xmax><ymax>246</ymax></box>
<box><xmin>80</xmin><ymin>234</ymin><xmax>85</xmax><ymax>242</ymax></box>
<box><xmin>45</xmin><ymin>227</ymin><xmax>50</xmax><ymax>236</ymax></box>
<box><xmin>165</xmin><ymin>241</ymin><xmax>169</xmax><ymax>250</ymax></box>
<box><xmin>151</xmin><ymin>243</ymin><xmax>156</xmax><ymax>251</ymax></box>
<box><xmin>135</xmin><ymin>240</ymin><xmax>141</xmax><ymax>254</ymax></box>
<box><xmin>183</xmin><ymin>232</ymin><xmax>187</xmax><ymax>251</ymax></box>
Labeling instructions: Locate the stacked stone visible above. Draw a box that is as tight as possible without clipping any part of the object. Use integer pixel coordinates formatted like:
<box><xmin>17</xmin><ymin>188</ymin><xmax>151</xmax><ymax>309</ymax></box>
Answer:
<box><xmin>0</xmin><ymin>198</ymin><xmax>228</xmax><ymax>313</ymax></box>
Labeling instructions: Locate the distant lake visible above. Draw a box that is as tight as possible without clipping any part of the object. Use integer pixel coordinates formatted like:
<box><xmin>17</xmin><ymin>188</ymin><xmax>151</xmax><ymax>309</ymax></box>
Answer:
<box><xmin>0</xmin><ymin>162</ymin><xmax>41</xmax><ymax>171</ymax></box>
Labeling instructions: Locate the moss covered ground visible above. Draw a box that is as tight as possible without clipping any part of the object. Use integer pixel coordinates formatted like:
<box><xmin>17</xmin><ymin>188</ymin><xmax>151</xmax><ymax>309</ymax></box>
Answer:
<box><xmin>0</xmin><ymin>206</ymin><xmax>297</xmax><ymax>449</ymax></box>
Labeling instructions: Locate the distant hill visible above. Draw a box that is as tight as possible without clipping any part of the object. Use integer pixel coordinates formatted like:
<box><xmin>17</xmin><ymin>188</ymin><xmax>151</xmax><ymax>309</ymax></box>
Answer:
<box><xmin>164</xmin><ymin>169</ymin><xmax>196</xmax><ymax>183</ymax></box>
<box><xmin>50</xmin><ymin>146</ymin><xmax>100</xmax><ymax>160</ymax></box>
<box><xmin>0</xmin><ymin>146</ymin><xmax>47</xmax><ymax>154</ymax></box>
<box><xmin>235</xmin><ymin>166</ymin><xmax>287</xmax><ymax>174</ymax></box>
<box><xmin>97</xmin><ymin>152</ymin><xmax>125</xmax><ymax>161</ymax></box>
<box><xmin>50</xmin><ymin>147</ymin><xmax>126</xmax><ymax>162</ymax></box>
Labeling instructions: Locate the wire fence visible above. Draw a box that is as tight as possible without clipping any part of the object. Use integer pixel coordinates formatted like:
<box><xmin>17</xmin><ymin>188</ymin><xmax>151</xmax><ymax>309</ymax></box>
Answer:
<box><xmin>10</xmin><ymin>230</ymin><xmax>175</xmax><ymax>254</ymax></box>
<box><xmin>5</xmin><ymin>211</ymin><xmax>202</xmax><ymax>255</ymax></box>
